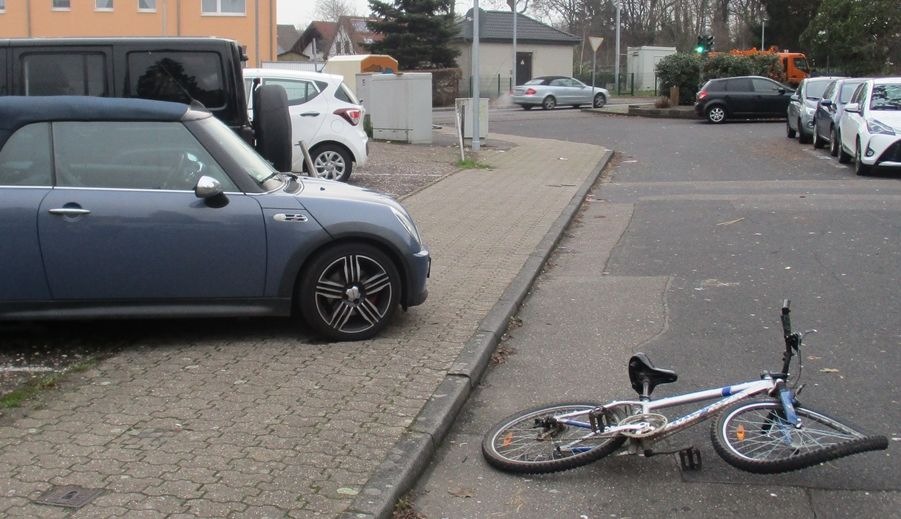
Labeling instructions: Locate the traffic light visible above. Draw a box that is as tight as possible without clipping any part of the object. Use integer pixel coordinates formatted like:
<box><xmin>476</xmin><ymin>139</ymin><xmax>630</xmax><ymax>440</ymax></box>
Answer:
<box><xmin>705</xmin><ymin>35</ymin><xmax>715</xmax><ymax>52</ymax></box>
<box><xmin>695</xmin><ymin>35</ymin><xmax>705</xmax><ymax>54</ymax></box>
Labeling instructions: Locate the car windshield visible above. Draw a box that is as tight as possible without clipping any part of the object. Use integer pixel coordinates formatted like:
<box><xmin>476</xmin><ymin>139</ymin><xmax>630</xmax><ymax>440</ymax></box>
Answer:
<box><xmin>869</xmin><ymin>84</ymin><xmax>901</xmax><ymax>110</ymax></box>
<box><xmin>196</xmin><ymin>116</ymin><xmax>282</xmax><ymax>187</ymax></box>
<box><xmin>806</xmin><ymin>81</ymin><xmax>831</xmax><ymax>99</ymax></box>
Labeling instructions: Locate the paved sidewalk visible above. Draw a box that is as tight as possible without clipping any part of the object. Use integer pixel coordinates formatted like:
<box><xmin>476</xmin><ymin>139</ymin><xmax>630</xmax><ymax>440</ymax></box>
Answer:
<box><xmin>0</xmin><ymin>134</ymin><xmax>610</xmax><ymax>518</ymax></box>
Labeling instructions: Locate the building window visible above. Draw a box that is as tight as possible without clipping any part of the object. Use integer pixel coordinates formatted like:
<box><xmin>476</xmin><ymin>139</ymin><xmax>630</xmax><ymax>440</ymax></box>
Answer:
<box><xmin>0</xmin><ymin>0</ymin><xmax>6</xmax><ymax>12</ymax></box>
<box><xmin>96</xmin><ymin>0</ymin><xmax>113</xmax><ymax>10</ymax></box>
<box><xmin>52</xmin><ymin>0</ymin><xmax>70</xmax><ymax>9</ymax></box>
<box><xmin>138</xmin><ymin>0</ymin><xmax>156</xmax><ymax>11</ymax></box>
<box><xmin>201</xmin><ymin>0</ymin><xmax>244</xmax><ymax>15</ymax></box>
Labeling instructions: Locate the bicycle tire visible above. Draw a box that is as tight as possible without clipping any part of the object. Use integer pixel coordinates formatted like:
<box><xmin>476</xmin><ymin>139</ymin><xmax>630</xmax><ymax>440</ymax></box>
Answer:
<box><xmin>482</xmin><ymin>402</ymin><xmax>627</xmax><ymax>474</ymax></box>
<box><xmin>711</xmin><ymin>399</ymin><xmax>888</xmax><ymax>474</ymax></box>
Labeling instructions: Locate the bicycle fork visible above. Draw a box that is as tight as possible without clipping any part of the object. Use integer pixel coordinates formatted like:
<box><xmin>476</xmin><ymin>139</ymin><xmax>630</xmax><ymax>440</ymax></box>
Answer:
<box><xmin>768</xmin><ymin>381</ymin><xmax>803</xmax><ymax>447</ymax></box>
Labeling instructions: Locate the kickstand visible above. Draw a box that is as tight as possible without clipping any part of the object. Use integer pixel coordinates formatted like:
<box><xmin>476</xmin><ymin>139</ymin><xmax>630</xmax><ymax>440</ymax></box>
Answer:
<box><xmin>678</xmin><ymin>447</ymin><xmax>702</xmax><ymax>471</ymax></box>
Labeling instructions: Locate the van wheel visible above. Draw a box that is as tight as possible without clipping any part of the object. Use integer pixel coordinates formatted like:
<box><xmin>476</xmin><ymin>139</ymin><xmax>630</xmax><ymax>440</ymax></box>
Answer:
<box><xmin>309</xmin><ymin>144</ymin><xmax>353</xmax><ymax>182</ymax></box>
<box><xmin>838</xmin><ymin>138</ymin><xmax>853</xmax><ymax>164</ymax></box>
<box><xmin>812</xmin><ymin>128</ymin><xmax>825</xmax><ymax>149</ymax></box>
<box><xmin>854</xmin><ymin>140</ymin><xmax>871</xmax><ymax>176</ymax></box>
<box><xmin>830</xmin><ymin>127</ymin><xmax>840</xmax><ymax>157</ymax></box>
<box><xmin>253</xmin><ymin>84</ymin><xmax>292</xmax><ymax>172</ymax></box>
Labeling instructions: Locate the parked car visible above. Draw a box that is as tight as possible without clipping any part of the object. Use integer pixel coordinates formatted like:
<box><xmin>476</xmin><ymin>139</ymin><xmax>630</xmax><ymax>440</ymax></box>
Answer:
<box><xmin>243</xmin><ymin>68</ymin><xmax>367</xmax><ymax>181</ymax></box>
<box><xmin>0</xmin><ymin>96</ymin><xmax>429</xmax><ymax>341</ymax></box>
<box><xmin>0</xmin><ymin>37</ymin><xmax>292</xmax><ymax>172</ymax></box>
<box><xmin>812</xmin><ymin>78</ymin><xmax>868</xmax><ymax>155</ymax></box>
<box><xmin>695</xmin><ymin>76</ymin><xmax>793</xmax><ymax>123</ymax></box>
<box><xmin>512</xmin><ymin>76</ymin><xmax>609</xmax><ymax>110</ymax></box>
<box><xmin>837</xmin><ymin>78</ymin><xmax>901</xmax><ymax>175</ymax></box>
<box><xmin>786</xmin><ymin>76</ymin><xmax>845</xmax><ymax>143</ymax></box>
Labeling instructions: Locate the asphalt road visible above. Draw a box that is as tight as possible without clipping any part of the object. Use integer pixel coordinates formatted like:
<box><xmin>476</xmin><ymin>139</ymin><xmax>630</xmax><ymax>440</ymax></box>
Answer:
<box><xmin>414</xmin><ymin>108</ymin><xmax>900</xmax><ymax>518</ymax></box>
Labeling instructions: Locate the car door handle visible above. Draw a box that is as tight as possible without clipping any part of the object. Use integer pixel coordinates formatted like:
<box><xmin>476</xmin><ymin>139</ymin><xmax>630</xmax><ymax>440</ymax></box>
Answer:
<box><xmin>48</xmin><ymin>208</ymin><xmax>91</xmax><ymax>216</ymax></box>
<box><xmin>300</xmin><ymin>112</ymin><xmax>320</xmax><ymax>117</ymax></box>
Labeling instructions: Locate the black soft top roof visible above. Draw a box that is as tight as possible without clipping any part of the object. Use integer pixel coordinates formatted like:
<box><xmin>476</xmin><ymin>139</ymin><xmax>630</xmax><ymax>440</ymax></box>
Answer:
<box><xmin>0</xmin><ymin>96</ymin><xmax>194</xmax><ymax>143</ymax></box>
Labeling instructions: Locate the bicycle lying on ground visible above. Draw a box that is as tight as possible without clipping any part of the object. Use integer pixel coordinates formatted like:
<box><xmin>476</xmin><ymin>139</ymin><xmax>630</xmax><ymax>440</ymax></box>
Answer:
<box><xmin>482</xmin><ymin>301</ymin><xmax>888</xmax><ymax>474</ymax></box>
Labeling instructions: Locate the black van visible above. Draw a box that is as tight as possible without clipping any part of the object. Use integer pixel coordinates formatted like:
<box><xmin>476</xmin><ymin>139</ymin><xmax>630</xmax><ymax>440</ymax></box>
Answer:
<box><xmin>0</xmin><ymin>37</ymin><xmax>290</xmax><ymax>170</ymax></box>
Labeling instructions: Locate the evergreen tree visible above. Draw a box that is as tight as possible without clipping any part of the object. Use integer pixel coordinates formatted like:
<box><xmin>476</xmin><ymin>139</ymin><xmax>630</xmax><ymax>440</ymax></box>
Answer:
<box><xmin>366</xmin><ymin>0</ymin><xmax>459</xmax><ymax>70</ymax></box>
<box><xmin>762</xmin><ymin>0</ymin><xmax>821</xmax><ymax>52</ymax></box>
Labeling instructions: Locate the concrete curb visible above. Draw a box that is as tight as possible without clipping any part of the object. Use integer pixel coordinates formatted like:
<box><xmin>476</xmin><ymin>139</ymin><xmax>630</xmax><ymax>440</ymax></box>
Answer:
<box><xmin>583</xmin><ymin>105</ymin><xmax>698</xmax><ymax>119</ymax></box>
<box><xmin>341</xmin><ymin>147</ymin><xmax>615</xmax><ymax>519</ymax></box>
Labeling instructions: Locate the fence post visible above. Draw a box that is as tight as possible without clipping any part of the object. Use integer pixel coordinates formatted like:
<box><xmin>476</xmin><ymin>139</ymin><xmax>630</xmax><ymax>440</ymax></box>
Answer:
<box><xmin>497</xmin><ymin>74</ymin><xmax>501</xmax><ymax>97</ymax></box>
<box><xmin>630</xmin><ymin>73</ymin><xmax>635</xmax><ymax>96</ymax></box>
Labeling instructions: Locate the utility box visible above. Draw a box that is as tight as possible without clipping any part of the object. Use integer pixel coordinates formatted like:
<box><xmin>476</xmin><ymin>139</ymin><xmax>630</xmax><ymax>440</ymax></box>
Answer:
<box><xmin>366</xmin><ymin>73</ymin><xmax>433</xmax><ymax>144</ymax></box>
<box><xmin>455</xmin><ymin>98</ymin><xmax>488</xmax><ymax>139</ymax></box>
<box><xmin>324</xmin><ymin>54</ymin><xmax>399</xmax><ymax>96</ymax></box>
<box><xmin>626</xmin><ymin>46</ymin><xmax>676</xmax><ymax>92</ymax></box>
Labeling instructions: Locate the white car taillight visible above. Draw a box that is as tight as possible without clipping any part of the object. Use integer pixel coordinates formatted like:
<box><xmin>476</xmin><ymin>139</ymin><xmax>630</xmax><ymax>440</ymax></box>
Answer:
<box><xmin>334</xmin><ymin>107</ymin><xmax>363</xmax><ymax>126</ymax></box>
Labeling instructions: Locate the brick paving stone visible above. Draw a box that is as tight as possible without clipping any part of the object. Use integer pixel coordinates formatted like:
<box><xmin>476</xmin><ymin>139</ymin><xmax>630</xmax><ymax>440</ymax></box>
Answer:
<box><xmin>0</xmin><ymin>133</ymin><xmax>606</xmax><ymax>517</ymax></box>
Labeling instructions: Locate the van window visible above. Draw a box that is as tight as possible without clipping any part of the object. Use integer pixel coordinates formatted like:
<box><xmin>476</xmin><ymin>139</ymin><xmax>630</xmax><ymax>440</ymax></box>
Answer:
<box><xmin>21</xmin><ymin>53</ymin><xmax>107</xmax><ymax>96</ymax></box>
<box><xmin>127</xmin><ymin>51</ymin><xmax>226</xmax><ymax>109</ymax></box>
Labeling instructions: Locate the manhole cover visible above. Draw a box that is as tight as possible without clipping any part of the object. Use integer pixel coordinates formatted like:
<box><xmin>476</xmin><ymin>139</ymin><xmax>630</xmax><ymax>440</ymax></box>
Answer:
<box><xmin>36</xmin><ymin>485</ymin><xmax>103</xmax><ymax>508</ymax></box>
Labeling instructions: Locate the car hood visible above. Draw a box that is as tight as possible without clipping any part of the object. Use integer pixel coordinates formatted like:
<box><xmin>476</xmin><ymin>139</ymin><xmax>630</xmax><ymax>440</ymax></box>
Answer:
<box><xmin>298</xmin><ymin>177</ymin><xmax>397</xmax><ymax>205</ymax></box>
<box><xmin>870</xmin><ymin>110</ymin><xmax>901</xmax><ymax>131</ymax></box>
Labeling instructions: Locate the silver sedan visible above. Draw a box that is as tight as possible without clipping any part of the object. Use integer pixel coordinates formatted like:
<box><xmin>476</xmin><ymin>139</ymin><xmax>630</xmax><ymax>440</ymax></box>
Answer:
<box><xmin>512</xmin><ymin>76</ymin><xmax>610</xmax><ymax>110</ymax></box>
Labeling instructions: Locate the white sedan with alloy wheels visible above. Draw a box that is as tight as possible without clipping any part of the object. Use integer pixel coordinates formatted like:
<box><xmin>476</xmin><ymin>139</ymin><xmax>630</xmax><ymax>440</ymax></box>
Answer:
<box><xmin>838</xmin><ymin>78</ymin><xmax>901</xmax><ymax>176</ymax></box>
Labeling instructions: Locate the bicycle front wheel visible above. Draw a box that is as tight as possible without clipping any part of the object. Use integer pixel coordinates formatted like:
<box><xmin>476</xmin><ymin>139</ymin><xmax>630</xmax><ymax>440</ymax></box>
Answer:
<box><xmin>482</xmin><ymin>402</ymin><xmax>627</xmax><ymax>474</ymax></box>
<box><xmin>711</xmin><ymin>399</ymin><xmax>888</xmax><ymax>474</ymax></box>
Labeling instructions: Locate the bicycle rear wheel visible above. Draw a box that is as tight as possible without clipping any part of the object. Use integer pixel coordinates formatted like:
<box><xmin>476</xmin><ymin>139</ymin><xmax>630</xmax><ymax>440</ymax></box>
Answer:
<box><xmin>482</xmin><ymin>402</ymin><xmax>627</xmax><ymax>474</ymax></box>
<box><xmin>711</xmin><ymin>399</ymin><xmax>888</xmax><ymax>474</ymax></box>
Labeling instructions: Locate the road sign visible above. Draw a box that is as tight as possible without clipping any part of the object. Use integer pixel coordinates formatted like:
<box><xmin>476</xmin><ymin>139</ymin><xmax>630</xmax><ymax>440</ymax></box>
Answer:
<box><xmin>589</xmin><ymin>36</ymin><xmax>604</xmax><ymax>52</ymax></box>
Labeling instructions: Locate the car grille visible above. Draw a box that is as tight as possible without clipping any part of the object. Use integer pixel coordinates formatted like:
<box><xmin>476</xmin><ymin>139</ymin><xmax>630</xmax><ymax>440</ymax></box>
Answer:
<box><xmin>877</xmin><ymin>140</ymin><xmax>901</xmax><ymax>163</ymax></box>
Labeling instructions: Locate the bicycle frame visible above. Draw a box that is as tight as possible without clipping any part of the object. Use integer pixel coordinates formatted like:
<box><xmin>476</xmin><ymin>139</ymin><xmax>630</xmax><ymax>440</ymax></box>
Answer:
<box><xmin>554</xmin><ymin>377</ymin><xmax>785</xmax><ymax>450</ymax></box>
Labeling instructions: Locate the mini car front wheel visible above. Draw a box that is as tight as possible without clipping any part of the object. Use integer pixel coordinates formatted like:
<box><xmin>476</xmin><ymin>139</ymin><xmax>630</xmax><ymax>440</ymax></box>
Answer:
<box><xmin>298</xmin><ymin>243</ymin><xmax>401</xmax><ymax>341</ymax></box>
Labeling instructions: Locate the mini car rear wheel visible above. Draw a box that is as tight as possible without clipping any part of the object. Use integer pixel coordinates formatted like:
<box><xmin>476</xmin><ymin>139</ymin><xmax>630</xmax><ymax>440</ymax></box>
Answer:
<box><xmin>593</xmin><ymin>93</ymin><xmax>607</xmax><ymax>108</ymax></box>
<box><xmin>706</xmin><ymin>105</ymin><xmax>726</xmax><ymax>124</ymax></box>
<box><xmin>298</xmin><ymin>243</ymin><xmax>401</xmax><ymax>341</ymax></box>
<box><xmin>786</xmin><ymin>119</ymin><xmax>796</xmax><ymax>138</ymax></box>
<box><xmin>309</xmin><ymin>143</ymin><xmax>353</xmax><ymax>182</ymax></box>
<box><xmin>542</xmin><ymin>96</ymin><xmax>557</xmax><ymax>110</ymax></box>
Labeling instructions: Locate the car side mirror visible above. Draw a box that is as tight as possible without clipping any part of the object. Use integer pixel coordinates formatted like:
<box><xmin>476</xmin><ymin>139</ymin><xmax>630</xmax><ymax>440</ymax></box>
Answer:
<box><xmin>194</xmin><ymin>175</ymin><xmax>224</xmax><ymax>199</ymax></box>
<box><xmin>820</xmin><ymin>99</ymin><xmax>833</xmax><ymax>107</ymax></box>
<box><xmin>844</xmin><ymin>102</ymin><xmax>861</xmax><ymax>114</ymax></box>
<box><xmin>790</xmin><ymin>93</ymin><xmax>799</xmax><ymax>101</ymax></box>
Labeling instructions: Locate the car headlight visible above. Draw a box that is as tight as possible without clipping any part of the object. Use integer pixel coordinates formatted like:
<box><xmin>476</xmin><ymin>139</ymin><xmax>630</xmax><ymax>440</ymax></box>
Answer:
<box><xmin>866</xmin><ymin>118</ymin><xmax>896</xmax><ymax>135</ymax></box>
<box><xmin>391</xmin><ymin>206</ymin><xmax>422</xmax><ymax>243</ymax></box>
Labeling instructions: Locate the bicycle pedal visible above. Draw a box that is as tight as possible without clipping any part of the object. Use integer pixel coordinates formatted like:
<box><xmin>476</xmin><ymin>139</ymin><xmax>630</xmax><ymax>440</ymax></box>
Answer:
<box><xmin>678</xmin><ymin>447</ymin><xmax>702</xmax><ymax>471</ymax></box>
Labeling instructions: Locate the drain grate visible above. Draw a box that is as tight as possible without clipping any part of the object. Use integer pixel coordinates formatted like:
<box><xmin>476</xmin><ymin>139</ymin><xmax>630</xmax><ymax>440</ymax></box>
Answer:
<box><xmin>36</xmin><ymin>485</ymin><xmax>103</xmax><ymax>509</ymax></box>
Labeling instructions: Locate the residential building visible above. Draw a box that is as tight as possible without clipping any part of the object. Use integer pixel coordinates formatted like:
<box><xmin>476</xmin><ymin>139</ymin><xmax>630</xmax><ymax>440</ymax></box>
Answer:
<box><xmin>453</xmin><ymin>8</ymin><xmax>580</xmax><ymax>97</ymax></box>
<box><xmin>0</xmin><ymin>0</ymin><xmax>276</xmax><ymax>66</ymax></box>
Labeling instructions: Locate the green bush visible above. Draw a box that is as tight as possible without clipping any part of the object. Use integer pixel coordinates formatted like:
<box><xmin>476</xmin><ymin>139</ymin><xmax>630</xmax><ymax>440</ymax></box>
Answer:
<box><xmin>657</xmin><ymin>52</ymin><xmax>789</xmax><ymax>105</ymax></box>
<box><xmin>655</xmin><ymin>53</ymin><xmax>702</xmax><ymax>105</ymax></box>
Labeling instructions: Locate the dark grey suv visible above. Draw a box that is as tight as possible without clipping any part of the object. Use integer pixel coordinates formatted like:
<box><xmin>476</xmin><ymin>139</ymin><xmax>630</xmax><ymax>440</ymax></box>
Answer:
<box><xmin>695</xmin><ymin>76</ymin><xmax>793</xmax><ymax>123</ymax></box>
<box><xmin>0</xmin><ymin>96</ymin><xmax>429</xmax><ymax>341</ymax></box>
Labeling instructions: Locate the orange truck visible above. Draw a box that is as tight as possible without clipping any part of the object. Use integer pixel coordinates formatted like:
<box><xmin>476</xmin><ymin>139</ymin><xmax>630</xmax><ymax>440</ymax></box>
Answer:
<box><xmin>728</xmin><ymin>46</ymin><xmax>810</xmax><ymax>86</ymax></box>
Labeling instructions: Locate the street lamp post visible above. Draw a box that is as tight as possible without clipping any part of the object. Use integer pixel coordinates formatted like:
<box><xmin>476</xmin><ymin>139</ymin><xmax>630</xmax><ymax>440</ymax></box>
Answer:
<box><xmin>472</xmin><ymin>1</ymin><xmax>480</xmax><ymax>152</ymax></box>
<box><xmin>614</xmin><ymin>1</ymin><xmax>621</xmax><ymax>94</ymax></box>
<box><xmin>761</xmin><ymin>17</ymin><xmax>767</xmax><ymax>49</ymax></box>
<box><xmin>509</xmin><ymin>0</ymin><xmax>517</xmax><ymax>92</ymax></box>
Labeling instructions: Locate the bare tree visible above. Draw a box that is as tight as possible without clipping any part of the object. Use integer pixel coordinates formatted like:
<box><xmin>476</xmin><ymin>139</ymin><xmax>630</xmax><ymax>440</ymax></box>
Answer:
<box><xmin>314</xmin><ymin>0</ymin><xmax>358</xmax><ymax>22</ymax></box>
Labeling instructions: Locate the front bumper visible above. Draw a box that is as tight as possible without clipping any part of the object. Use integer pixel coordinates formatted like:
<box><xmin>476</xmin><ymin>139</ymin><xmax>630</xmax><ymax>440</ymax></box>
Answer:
<box><xmin>405</xmin><ymin>248</ymin><xmax>430</xmax><ymax>308</ymax></box>
<box><xmin>866</xmin><ymin>135</ymin><xmax>901</xmax><ymax>167</ymax></box>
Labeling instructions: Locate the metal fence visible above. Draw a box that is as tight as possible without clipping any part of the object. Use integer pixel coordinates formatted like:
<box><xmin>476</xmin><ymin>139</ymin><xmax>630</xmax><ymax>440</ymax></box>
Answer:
<box><xmin>457</xmin><ymin>75</ymin><xmax>514</xmax><ymax>99</ymax></box>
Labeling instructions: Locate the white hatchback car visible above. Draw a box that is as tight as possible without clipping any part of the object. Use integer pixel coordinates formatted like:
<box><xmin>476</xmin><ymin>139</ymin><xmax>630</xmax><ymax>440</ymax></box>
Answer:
<box><xmin>244</xmin><ymin>68</ymin><xmax>368</xmax><ymax>181</ymax></box>
<box><xmin>838</xmin><ymin>77</ymin><xmax>901</xmax><ymax>176</ymax></box>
